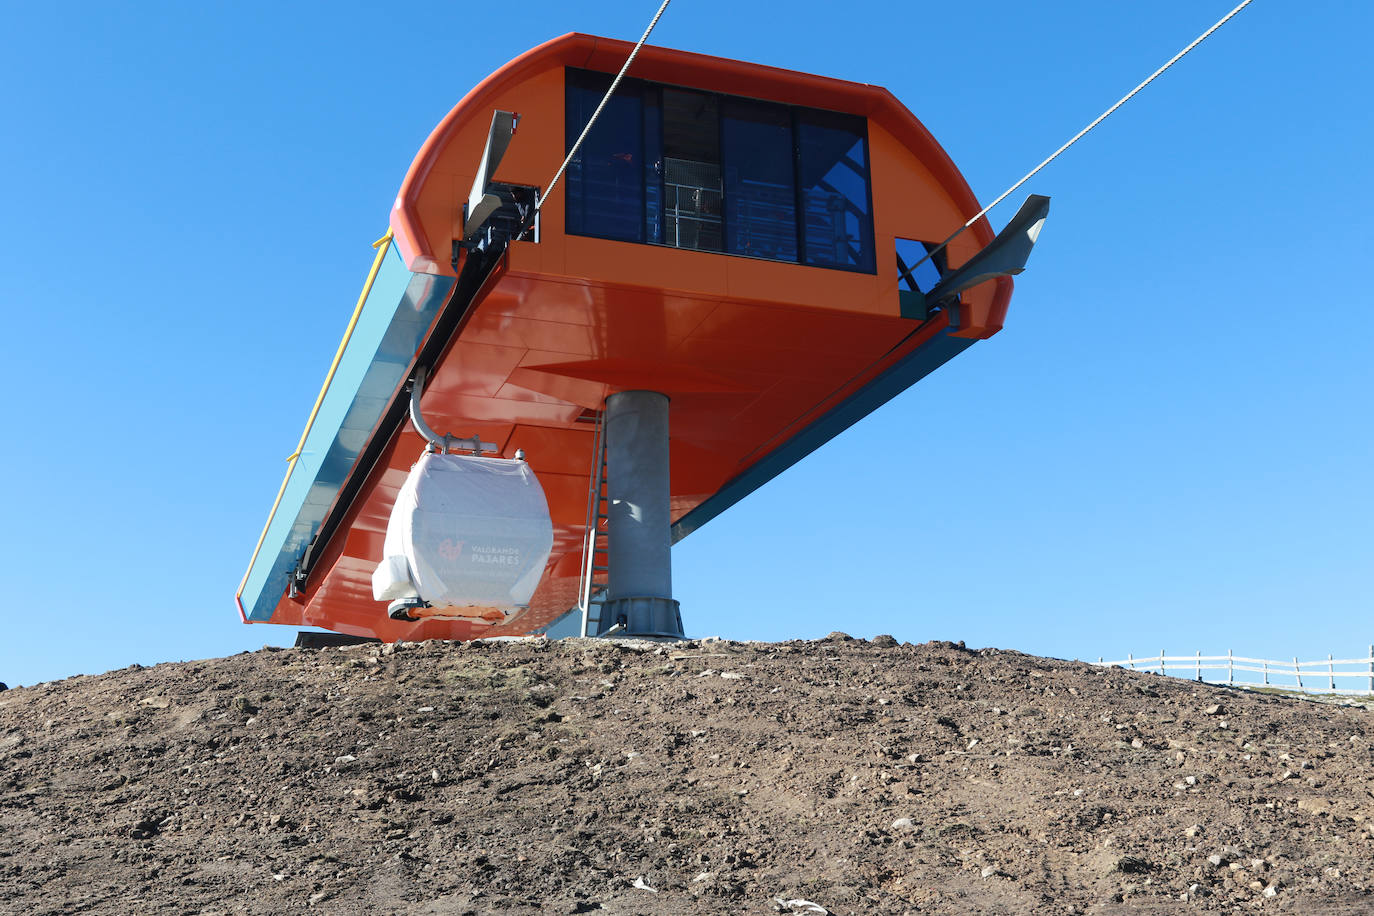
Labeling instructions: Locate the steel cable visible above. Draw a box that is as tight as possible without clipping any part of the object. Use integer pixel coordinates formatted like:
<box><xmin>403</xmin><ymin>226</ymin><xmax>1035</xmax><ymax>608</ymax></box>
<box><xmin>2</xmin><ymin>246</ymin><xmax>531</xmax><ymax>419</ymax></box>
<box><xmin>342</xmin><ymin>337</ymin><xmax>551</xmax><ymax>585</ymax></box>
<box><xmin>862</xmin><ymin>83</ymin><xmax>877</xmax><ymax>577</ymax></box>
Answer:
<box><xmin>911</xmin><ymin>0</ymin><xmax>1255</xmax><ymax>271</ymax></box>
<box><xmin>536</xmin><ymin>0</ymin><xmax>673</xmax><ymax>214</ymax></box>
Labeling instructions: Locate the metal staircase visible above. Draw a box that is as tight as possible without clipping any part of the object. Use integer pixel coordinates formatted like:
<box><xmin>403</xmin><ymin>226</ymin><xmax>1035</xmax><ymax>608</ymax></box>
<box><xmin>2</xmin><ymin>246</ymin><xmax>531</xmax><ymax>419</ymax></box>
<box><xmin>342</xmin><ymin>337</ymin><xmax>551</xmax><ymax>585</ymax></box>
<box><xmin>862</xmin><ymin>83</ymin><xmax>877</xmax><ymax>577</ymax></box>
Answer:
<box><xmin>577</xmin><ymin>411</ymin><xmax>610</xmax><ymax>637</ymax></box>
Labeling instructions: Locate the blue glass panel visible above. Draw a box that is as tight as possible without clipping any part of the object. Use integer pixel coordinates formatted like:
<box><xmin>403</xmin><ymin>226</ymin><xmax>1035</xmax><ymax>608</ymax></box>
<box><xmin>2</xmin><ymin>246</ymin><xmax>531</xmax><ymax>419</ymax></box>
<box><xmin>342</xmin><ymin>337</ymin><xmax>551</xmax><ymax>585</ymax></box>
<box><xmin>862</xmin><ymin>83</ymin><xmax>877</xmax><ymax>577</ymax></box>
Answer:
<box><xmin>661</xmin><ymin>88</ymin><xmax>722</xmax><ymax>252</ymax></box>
<box><xmin>722</xmin><ymin>99</ymin><xmax>797</xmax><ymax>262</ymax></box>
<box><xmin>566</xmin><ymin>70</ymin><xmax>644</xmax><ymax>243</ymax></box>
<box><xmin>798</xmin><ymin>111</ymin><xmax>875</xmax><ymax>272</ymax></box>
<box><xmin>643</xmin><ymin>87</ymin><xmax>663</xmax><ymax>245</ymax></box>
<box><xmin>240</xmin><ymin>248</ymin><xmax>454</xmax><ymax>621</ymax></box>
<box><xmin>895</xmin><ymin>237</ymin><xmax>943</xmax><ymax>294</ymax></box>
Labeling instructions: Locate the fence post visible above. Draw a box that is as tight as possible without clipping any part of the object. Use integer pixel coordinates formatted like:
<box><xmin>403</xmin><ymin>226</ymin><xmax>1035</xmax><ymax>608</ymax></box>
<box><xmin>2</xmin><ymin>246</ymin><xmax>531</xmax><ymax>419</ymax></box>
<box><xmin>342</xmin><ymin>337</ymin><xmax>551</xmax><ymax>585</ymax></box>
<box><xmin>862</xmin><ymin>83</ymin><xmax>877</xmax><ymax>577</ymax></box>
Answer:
<box><xmin>1161</xmin><ymin>649</ymin><xmax>1166</xmax><ymax>676</ymax></box>
<box><xmin>1368</xmin><ymin>644</ymin><xmax>1372</xmax><ymax>693</ymax></box>
<box><xmin>1263</xmin><ymin>659</ymin><xmax>1268</xmax><ymax>685</ymax></box>
<box><xmin>1196</xmin><ymin>650</ymin><xmax>1202</xmax><ymax>682</ymax></box>
<box><xmin>1128</xmin><ymin>652</ymin><xmax>1134</xmax><ymax>671</ymax></box>
<box><xmin>1228</xmin><ymin>649</ymin><xmax>1234</xmax><ymax>685</ymax></box>
<box><xmin>1098</xmin><ymin>656</ymin><xmax>1103</xmax><ymax>665</ymax></box>
<box><xmin>1329</xmin><ymin>654</ymin><xmax>1335</xmax><ymax>691</ymax></box>
<box><xmin>1294</xmin><ymin>657</ymin><xmax>1302</xmax><ymax>690</ymax></box>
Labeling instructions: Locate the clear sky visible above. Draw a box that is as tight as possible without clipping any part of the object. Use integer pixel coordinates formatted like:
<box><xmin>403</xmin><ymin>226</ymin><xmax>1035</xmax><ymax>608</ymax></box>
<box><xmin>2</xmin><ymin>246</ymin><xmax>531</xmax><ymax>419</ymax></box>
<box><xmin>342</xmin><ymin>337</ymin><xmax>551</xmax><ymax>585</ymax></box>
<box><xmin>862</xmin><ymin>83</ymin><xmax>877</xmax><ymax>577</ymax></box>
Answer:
<box><xmin>1</xmin><ymin>1</ymin><xmax>1369</xmax><ymax>688</ymax></box>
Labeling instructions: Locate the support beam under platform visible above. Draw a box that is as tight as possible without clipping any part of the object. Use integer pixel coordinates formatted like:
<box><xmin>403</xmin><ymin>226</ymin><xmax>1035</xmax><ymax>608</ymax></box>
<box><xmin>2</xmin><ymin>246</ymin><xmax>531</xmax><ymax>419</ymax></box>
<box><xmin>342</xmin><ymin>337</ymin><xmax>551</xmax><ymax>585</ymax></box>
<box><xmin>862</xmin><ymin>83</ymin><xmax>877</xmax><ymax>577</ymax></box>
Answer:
<box><xmin>598</xmin><ymin>390</ymin><xmax>683</xmax><ymax>639</ymax></box>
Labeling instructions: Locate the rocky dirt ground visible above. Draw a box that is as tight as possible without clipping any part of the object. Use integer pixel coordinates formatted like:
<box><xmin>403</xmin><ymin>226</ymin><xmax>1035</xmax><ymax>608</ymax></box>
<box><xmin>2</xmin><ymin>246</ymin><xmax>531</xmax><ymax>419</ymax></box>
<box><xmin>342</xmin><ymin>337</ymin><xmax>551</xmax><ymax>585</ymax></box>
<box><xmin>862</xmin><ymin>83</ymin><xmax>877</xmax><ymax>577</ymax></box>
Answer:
<box><xmin>3</xmin><ymin>635</ymin><xmax>1374</xmax><ymax>915</ymax></box>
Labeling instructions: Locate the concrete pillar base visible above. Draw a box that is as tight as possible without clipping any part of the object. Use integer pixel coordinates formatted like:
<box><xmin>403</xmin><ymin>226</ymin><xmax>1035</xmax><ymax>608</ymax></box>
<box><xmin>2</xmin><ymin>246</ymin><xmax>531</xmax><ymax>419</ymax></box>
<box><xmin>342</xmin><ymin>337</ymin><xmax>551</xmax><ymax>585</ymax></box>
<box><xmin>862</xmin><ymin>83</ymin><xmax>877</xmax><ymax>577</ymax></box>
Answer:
<box><xmin>596</xmin><ymin>596</ymin><xmax>684</xmax><ymax>639</ymax></box>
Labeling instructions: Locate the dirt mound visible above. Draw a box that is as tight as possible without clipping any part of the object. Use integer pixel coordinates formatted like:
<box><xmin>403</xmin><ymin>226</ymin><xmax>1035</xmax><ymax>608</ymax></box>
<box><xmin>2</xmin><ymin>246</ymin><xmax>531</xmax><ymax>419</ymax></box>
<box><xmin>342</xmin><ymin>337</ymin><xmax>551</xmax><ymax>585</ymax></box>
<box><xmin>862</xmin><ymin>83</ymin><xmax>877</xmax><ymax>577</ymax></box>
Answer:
<box><xmin>3</xmin><ymin>636</ymin><xmax>1374</xmax><ymax>914</ymax></box>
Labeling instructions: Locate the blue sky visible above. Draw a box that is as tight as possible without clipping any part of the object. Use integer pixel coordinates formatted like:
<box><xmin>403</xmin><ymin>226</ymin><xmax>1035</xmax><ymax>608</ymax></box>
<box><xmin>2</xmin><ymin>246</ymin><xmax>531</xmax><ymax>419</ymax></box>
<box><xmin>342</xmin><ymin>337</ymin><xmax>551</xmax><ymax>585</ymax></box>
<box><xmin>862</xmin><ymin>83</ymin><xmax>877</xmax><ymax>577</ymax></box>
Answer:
<box><xmin>1</xmin><ymin>1</ymin><xmax>1369</xmax><ymax>687</ymax></box>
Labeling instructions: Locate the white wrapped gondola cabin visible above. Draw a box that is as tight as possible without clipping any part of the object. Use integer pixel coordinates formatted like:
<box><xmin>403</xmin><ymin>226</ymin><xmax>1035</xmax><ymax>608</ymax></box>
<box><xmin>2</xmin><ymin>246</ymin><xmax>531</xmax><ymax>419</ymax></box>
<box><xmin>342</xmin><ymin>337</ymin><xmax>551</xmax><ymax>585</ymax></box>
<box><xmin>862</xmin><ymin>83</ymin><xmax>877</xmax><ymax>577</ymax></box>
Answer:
<box><xmin>372</xmin><ymin>452</ymin><xmax>554</xmax><ymax>619</ymax></box>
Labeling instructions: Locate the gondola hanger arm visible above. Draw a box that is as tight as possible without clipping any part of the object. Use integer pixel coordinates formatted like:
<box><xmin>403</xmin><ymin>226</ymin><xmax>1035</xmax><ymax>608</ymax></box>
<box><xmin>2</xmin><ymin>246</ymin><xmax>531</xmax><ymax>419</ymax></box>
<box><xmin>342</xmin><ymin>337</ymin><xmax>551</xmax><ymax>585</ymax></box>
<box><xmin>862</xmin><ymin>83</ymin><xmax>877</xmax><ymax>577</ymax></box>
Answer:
<box><xmin>407</xmin><ymin>366</ymin><xmax>499</xmax><ymax>455</ymax></box>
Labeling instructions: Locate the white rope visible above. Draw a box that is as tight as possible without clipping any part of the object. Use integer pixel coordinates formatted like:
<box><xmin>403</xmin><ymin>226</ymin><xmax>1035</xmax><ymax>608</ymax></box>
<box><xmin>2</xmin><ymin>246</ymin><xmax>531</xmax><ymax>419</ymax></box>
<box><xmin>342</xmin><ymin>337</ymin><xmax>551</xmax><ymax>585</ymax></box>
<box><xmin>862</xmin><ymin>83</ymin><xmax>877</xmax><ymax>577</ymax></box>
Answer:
<box><xmin>536</xmin><ymin>0</ymin><xmax>673</xmax><ymax>214</ymax></box>
<box><xmin>911</xmin><ymin>0</ymin><xmax>1255</xmax><ymax>271</ymax></box>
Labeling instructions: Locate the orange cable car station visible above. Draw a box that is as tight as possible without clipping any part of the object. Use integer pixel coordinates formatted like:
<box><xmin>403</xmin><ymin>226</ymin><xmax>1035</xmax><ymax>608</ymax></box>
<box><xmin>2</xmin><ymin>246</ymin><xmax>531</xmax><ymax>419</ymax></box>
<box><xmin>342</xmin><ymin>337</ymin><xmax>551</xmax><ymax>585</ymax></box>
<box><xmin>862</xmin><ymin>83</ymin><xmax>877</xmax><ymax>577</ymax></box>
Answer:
<box><xmin>237</xmin><ymin>33</ymin><xmax>1047</xmax><ymax>645</ymax></box>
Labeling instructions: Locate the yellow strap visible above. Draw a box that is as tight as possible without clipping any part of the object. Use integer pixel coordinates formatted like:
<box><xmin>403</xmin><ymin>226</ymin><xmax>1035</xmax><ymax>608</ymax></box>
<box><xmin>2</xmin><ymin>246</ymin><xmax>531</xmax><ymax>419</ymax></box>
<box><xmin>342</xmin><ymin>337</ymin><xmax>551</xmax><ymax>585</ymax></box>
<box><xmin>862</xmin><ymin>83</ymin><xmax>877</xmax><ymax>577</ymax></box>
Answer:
<box><xmin>236</xmin><ymin>229</ymin><xmax>395</xmax><ymax>601</ymax></box>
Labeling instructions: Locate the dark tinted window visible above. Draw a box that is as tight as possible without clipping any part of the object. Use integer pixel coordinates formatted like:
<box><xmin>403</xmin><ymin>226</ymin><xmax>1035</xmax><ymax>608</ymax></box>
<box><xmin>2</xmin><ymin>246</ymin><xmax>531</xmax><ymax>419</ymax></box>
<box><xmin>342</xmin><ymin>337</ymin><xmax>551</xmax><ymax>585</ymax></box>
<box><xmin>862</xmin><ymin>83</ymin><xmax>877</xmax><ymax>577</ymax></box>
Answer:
<box><xmin>642</xmin><ymin>87</ymin><xmax>663</xmax><ymax>245</ymax></box>
<box><xmin>722</xmin><ymin>99</ymin><xmax>797</xmax><ymax>262</ymax></box>
<box><xmin>894</xmin><ymin>237</ymin><xmax>948</xmax><ymax>320</ymax></box>
<box><xmin>797</xmin><ymin>111</ymin><xmax>874</xmax><ymax>272</ymax></box>
<box><xmin>564</xmin><ymin>69</ymin><xmax>875</xmax><ymax>273</ymax></box>
<box><xmin>895</xmin><ymin>238</ymin><xmax>944</xmax><ymax>294</ymax></box>
<box><xmin>565</xmin><ymin>69</ymin><xmax>644</xmax><ymax>243</ymax></box>
<box><xmin>662</xmin><ymin>89</ymin><xmax>722</xmax><ymax>252</ymax></box>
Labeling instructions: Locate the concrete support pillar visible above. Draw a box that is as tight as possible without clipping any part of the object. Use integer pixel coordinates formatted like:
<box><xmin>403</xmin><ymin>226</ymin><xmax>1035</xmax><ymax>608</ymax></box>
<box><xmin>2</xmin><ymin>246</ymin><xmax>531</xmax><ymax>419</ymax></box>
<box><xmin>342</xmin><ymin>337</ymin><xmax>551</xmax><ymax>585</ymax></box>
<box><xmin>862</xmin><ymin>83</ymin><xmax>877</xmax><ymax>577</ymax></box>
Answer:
<box><xmin>598</xmin><ymin>390</ymin><xmax>683</xmax><ymax>638</ymax></box>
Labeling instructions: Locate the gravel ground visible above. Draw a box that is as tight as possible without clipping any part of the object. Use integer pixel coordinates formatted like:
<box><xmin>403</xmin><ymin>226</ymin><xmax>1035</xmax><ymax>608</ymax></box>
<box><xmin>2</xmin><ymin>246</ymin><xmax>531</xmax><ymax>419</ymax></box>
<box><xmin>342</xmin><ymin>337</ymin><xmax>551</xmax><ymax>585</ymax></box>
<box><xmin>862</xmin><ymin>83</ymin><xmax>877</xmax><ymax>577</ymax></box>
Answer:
<box><xmin>3</xmin><ymin>635</ymin><xmax>1374</xmax><ymax>914</ymax></box>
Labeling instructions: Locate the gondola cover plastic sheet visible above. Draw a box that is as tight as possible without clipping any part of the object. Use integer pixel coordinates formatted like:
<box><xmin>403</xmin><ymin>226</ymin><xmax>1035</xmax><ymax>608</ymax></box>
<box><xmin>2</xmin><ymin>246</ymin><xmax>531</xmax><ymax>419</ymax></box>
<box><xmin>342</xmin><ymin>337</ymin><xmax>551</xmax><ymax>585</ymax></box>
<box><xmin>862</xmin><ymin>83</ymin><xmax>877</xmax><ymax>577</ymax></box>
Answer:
<box><xmin>372</xmin><ymin>452</ymin><xmax>554</xmax><ymax>613</ymax></box>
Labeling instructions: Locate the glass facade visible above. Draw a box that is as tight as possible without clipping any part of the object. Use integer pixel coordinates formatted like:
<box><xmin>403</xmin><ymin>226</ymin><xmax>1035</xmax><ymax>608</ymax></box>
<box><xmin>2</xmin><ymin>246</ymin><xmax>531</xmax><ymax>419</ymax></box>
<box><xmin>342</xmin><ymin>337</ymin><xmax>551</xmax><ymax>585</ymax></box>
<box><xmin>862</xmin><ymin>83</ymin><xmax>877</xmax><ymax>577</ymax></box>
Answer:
<box><xmin>797</xmin><ymin>110</ymin><xmax>874</xmax><ymax>272</ymax></box>
<box><xmin>662</xmin><ymin>89</ymin><xmax>722</xmax><ymax>252</ymax></box>
<box><xmin>723</xmin><ymin>98</ymin><xmax>797</xmax><ymax>262</ymax></box>
<box><xmin>565</xmin><ymin>68</ymin><xmax>875</xmax><ymax>273</ymax></box>
<box><xmin>565</xmin><ymin>69</ymin><xmax>645</xmax><ymax>243</ymax></box>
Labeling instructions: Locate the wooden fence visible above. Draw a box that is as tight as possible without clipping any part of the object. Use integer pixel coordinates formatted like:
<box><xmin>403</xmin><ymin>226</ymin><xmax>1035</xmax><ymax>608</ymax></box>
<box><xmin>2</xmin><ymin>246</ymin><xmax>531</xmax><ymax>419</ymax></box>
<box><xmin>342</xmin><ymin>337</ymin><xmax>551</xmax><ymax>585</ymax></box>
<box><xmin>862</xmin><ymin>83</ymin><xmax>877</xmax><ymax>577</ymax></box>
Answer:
<box><xmin>1094</xmin><ymin>647</ymin><xmax>1374</xmax><ymax>694</ymax></box>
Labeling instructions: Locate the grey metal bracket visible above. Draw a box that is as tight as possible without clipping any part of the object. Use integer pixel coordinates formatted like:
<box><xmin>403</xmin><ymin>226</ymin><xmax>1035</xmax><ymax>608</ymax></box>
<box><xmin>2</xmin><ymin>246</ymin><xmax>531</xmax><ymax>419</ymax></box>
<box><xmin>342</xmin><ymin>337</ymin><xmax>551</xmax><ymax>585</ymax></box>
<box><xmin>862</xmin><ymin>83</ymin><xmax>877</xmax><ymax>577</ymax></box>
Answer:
<box><xmin>408</xmin><ymin>366</ymin><xmax>500</xmax><ymax>456</ymax></box>
<box><xmin>465</xmin><ymin>111</ymin><xmax>520</xmax><ymax>238</ymax></box>
<box><xmin>924</xmin><ymin>194</ymin><xmax>1050</xmax><ymax>305</ymax></box>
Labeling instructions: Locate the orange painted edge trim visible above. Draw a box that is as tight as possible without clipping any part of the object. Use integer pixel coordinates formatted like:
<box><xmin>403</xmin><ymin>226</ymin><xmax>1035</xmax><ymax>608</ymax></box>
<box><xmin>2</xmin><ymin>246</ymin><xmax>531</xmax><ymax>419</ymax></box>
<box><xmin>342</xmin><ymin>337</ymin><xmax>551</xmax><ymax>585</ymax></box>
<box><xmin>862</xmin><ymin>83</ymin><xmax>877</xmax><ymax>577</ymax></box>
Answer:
<box><xmin>389</xmin><ymin>33</ymin><xmax>581</xmax><ymax>277</ymax></box>
<box><xmin>389</xmin><ymin>33</ymin><xmax>1010</xmax><ymax>336</ymax></box>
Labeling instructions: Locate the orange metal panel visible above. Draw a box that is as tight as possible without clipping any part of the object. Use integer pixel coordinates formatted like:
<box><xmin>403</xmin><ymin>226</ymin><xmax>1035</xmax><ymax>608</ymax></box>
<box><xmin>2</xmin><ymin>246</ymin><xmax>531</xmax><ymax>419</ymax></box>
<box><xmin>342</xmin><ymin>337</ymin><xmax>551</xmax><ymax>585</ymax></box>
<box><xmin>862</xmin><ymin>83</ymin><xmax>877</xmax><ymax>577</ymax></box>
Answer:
<box><xmin>432</xmin><ymin>339</ymin><xmax>526</xmax><ymax>397</ymax></box>
<box><xmin>461</xmin><ymin>313</ymin><xmax>598</xmax><ymax>356</ymax></box>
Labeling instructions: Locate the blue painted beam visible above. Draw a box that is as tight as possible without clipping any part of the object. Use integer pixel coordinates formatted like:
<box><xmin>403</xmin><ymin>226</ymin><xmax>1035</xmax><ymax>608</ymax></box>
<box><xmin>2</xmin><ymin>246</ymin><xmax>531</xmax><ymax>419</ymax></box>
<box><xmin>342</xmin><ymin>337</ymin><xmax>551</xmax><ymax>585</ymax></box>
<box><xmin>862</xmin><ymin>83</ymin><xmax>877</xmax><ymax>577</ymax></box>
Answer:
<box><xmin>671</xmin><ymin>328</ymin><xmax>974</xmax><ymax>543</ymax></box>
